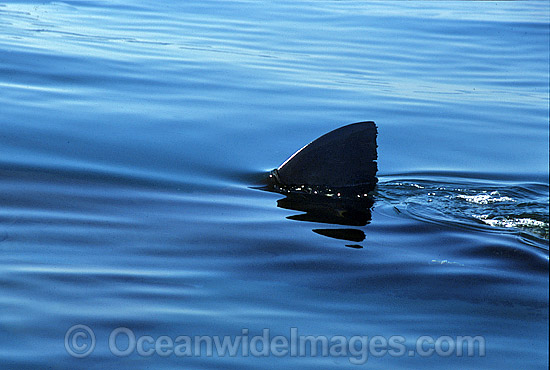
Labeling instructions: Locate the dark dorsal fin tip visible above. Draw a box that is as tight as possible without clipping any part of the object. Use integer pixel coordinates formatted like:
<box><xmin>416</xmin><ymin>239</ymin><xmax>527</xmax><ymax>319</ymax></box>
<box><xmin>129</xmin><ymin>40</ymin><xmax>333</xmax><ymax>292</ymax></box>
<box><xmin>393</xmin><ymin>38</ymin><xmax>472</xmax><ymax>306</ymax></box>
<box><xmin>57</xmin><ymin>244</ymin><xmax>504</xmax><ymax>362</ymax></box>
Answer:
<box><xmin>272</xmin><ymin>121</ymin><xmax>378</xmax><ymax>194</ymax></box>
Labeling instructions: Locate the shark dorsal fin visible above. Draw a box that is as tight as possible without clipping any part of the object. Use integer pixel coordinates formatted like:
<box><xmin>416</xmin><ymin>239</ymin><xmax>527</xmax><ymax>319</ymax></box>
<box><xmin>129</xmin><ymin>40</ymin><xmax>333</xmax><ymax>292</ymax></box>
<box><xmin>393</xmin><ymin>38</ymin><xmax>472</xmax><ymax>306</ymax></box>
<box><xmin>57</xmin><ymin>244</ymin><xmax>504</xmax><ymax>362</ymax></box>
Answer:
<box><xmin>271</xmin><ymin>121</ymin><xmax>378</xmax><ymax>195</ymax></box>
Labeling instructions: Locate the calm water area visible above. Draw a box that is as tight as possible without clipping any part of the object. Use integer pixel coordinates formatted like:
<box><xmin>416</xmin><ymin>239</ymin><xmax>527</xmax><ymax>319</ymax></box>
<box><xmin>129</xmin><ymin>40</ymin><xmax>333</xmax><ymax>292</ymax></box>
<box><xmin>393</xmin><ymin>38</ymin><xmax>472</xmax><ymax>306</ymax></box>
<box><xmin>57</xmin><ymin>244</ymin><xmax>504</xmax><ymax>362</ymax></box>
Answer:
<box><xmin>0</xmin><ymin>1</ymin><xmax>548</xmax><ymax>369</ymax></box>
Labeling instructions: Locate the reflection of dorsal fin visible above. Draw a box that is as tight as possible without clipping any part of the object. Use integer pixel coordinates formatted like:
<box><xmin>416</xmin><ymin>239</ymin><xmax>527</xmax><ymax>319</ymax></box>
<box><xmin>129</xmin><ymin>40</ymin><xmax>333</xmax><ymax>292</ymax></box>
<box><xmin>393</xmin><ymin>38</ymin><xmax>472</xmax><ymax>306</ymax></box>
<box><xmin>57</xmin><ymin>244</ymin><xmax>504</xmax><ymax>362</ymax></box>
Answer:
<box><xmin>313</xmin><ymin>228</ymin><xmax>366</xmax><ymax>242</ymax></box>
<box><xmin>271</xmin><ymin>121</ymin><xmax>378</xmax><ymax>195</ymax></box>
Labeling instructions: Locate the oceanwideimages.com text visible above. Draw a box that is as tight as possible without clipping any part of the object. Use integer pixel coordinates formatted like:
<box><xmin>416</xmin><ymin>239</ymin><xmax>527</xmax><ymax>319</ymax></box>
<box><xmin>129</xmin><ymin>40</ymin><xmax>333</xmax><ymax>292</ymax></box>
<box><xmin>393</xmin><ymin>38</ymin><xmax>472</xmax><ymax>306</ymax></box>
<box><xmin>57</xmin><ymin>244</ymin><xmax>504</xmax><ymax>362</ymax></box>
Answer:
<box><xmin>65</xmin><ymin>325</ymin><xmax>486</xmax><ymax>364</ymax></box>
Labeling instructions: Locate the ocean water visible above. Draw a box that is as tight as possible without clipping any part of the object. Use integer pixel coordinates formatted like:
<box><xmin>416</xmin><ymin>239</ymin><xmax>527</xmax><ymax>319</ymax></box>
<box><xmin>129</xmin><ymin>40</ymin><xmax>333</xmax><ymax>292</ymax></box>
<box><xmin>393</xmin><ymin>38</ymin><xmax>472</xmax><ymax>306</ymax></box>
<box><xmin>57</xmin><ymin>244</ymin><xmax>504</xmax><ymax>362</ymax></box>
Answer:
<box><xmin>0</xmin><ymin>1</ymin><xmax>548</xmax><ymax>369</ymax></box>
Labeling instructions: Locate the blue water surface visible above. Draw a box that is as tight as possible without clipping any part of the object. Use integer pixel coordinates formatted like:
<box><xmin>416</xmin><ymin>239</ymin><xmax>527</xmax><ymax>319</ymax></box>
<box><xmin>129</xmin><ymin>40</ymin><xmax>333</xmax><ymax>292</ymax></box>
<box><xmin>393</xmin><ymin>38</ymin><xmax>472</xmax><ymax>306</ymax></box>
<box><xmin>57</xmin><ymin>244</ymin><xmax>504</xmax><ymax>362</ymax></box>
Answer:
<box><xmin>0</xmin><ymin>1</ymin><xmax>548</xmax><ymax>369</ymax></box>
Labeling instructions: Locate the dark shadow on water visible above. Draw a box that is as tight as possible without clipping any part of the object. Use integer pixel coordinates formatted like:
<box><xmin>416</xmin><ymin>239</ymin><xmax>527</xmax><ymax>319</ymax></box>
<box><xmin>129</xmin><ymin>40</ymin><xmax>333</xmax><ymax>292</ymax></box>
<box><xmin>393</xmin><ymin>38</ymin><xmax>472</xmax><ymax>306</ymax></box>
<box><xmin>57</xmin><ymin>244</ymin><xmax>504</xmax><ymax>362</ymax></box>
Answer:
<box><xmin>262</xmin><ymin>189</ymin><xmax>376</xmax><ymax>246</ymax></box>
<box><xmin>312</xmin><ymin>228</ymin><xmax>366</xmax><ymax>242</ymax></box>
<box><xmin>278</xmin><ymin>193</ymin><xmax>374</xmax><ymax>228</ymax></box>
